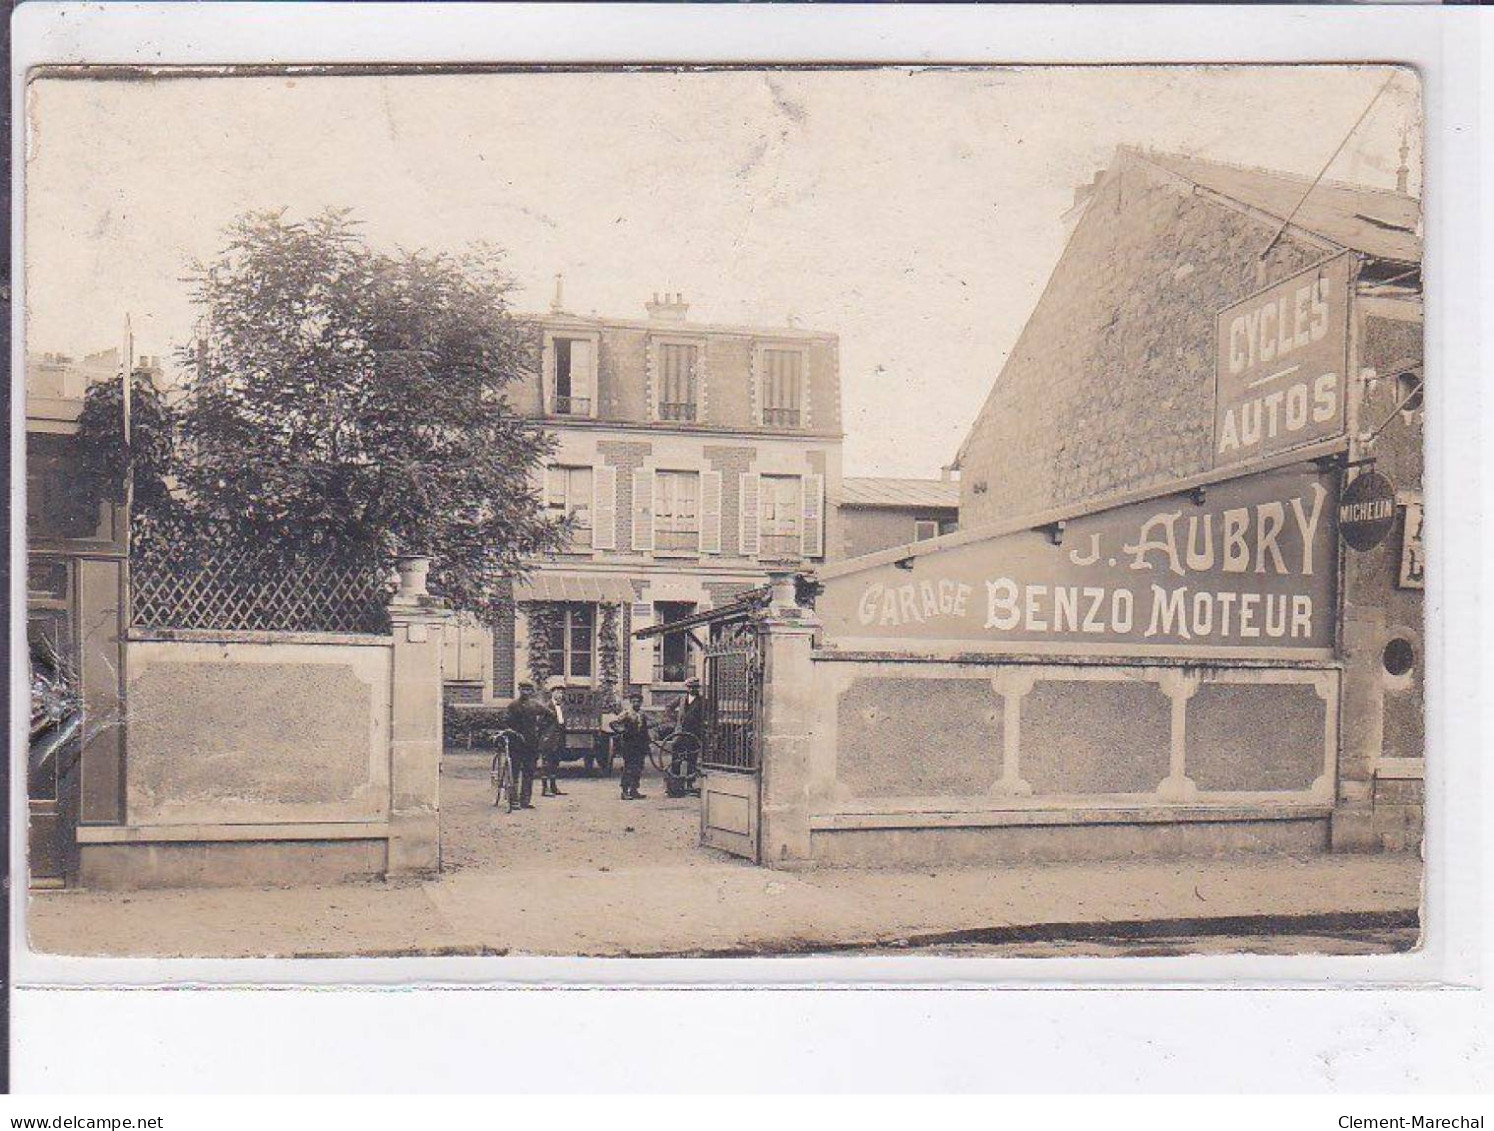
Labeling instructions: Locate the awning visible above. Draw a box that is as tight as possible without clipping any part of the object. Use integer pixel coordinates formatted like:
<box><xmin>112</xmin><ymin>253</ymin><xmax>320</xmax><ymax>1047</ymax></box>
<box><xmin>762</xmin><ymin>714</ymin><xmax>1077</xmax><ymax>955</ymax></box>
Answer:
<box><xmin>513</xmin><ymin>572</ymin><xmax>637</xmax><ymax>604</ymax></box>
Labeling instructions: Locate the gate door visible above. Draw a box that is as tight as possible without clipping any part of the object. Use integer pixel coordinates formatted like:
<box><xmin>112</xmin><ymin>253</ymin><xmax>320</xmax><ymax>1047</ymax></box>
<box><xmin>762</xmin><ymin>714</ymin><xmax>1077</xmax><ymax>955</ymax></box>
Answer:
<box><xmin>699</xmin><ymin>617</ymin><xmax>762</xmax><ymax>861</ymax></box>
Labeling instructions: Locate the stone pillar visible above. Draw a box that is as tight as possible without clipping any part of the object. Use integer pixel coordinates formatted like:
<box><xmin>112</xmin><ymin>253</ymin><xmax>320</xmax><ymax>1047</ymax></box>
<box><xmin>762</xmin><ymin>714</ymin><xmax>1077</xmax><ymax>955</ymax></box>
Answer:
<box><xmin>757</xmin><ymin>572</ymin><xmax>820</xmax><ymax>868</ymax></box>
<box><xmin>386</xmin><ymin>557</ymin><xmax>453</xmax><ymax>877</ymax></box>
<box><xmin>1333</xmin><ymin>607</ymin><xmax>1385</xmax><ymax>851</ymax></box>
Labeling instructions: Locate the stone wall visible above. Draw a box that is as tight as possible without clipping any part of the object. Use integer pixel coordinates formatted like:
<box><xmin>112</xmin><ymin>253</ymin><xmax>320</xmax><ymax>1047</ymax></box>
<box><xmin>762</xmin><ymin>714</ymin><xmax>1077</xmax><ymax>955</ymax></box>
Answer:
<box><xmin>801</xmin><ymin>654</ymin><xmax>1338</xmax><ymax>865</ymax></box>
<box><xmin>124</xmin><ymin>637</ymin><xmax>392</xmax><ymax>826</ymax></box>
<box><xmin>81</xmin><ymin>588</ymin><xmax>450</xmax><ymax>888</ymax></box>
<box><xmin>959</xmin><ymin>152</ymin><xmax>1327</xmax><ymax>528</ymax></box>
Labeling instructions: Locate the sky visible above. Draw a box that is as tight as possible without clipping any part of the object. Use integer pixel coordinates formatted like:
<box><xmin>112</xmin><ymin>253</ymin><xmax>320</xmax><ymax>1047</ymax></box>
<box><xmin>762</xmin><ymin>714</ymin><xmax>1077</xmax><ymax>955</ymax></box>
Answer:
<box><xmin>25</xmin><ymin>66</ymin><xmax>1420</xmax><ymax>477</ymax></box>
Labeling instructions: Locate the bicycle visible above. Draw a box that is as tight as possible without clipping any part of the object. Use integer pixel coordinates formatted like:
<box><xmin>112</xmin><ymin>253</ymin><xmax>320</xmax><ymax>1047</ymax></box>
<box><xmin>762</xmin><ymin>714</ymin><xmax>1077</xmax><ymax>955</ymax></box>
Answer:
<box><xmin>490</xmin><ymin>728</ymin><xmax>522</xmax><ymax>811</ymax></box>
<box><xmin>647</xmin><ymin>728</ymin><xmax>703</xmax><ymax>797</ymax></box>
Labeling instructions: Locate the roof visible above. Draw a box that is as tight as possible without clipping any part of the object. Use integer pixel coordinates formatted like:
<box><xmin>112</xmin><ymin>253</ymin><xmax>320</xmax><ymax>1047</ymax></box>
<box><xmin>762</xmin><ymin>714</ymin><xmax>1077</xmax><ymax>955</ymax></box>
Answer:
<box><xmin>513</xmin><ymin>572</ymin><xmax>636</xmax><ymax>604</ymax></box>
<box><xmin>522</xmin><ymin>310</ymin><xmax>837</xmax><ymax>343</ymax></box>
<box><xmin>1136</xmin><ymin>148</ymin><xmax>1422</xmax><ymax>264</ymax></box>
<box><xmin>839</xmin><ymin>477</ymin><xmax>960</xmax><ymax>509</ymax></box>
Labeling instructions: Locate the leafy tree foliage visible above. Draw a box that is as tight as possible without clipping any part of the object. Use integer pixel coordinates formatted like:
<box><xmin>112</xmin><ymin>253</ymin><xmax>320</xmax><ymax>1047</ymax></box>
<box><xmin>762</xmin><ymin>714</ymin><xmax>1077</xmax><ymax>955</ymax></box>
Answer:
<box><xmin>79</xmin><ymin>209</ymin><xmax>564</xmax><ymax>619</ymax></box>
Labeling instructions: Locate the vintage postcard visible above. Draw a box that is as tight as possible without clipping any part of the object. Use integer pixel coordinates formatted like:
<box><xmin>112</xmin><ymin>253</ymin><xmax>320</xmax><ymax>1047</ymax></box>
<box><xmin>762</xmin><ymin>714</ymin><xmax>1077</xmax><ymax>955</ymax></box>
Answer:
<box><xmin>21</xmin><ymin>63</ymin><xmax>1424</xmax><ymax>962</ymax></box>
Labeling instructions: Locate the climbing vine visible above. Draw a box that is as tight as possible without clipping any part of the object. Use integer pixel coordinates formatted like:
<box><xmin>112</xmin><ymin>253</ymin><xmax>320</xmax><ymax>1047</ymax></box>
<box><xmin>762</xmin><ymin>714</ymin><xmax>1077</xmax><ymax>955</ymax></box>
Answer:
<box><xmin>521</xmin><ymin>600</ymin><xmax>560</xmax><ymax>688</ymax></box>
<box><xmin>597</xmin><ymin>602</ymin><xmax>623</xmax><ymax>710</ymax></box>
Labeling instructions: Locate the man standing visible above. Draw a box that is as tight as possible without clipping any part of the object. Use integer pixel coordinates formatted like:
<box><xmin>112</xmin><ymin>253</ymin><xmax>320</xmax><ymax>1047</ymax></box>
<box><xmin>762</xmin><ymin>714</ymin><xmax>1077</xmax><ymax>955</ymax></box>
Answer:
<box><xmin>502</xmin><ymin>681</ymin><xmax>543</xmax><ymax>810</ymax></box>
<box><xmin>539</xmin><ymin>685</ymin><xmax>568</xmax><ymax>798</ymax></box>
<box><xmin>666</xmin><ymin>677</ymin><xmax>706</xmax><ymax>796</ymax></box>
<box><xmin>608</xmin><ymin>693</ymin><xmax>652</xmax><ymax>800</ymax></box>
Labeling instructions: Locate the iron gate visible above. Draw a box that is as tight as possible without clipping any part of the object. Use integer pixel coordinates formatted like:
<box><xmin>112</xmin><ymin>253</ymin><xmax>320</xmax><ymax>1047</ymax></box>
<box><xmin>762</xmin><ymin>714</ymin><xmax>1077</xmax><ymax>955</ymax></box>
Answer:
<box><xmin>702</xmin><ymin>617</ymin><xmax>762</xmax><ymax>772</ymax></box>
<box><xmin>699</xmin><ymin>614</ymin><xmax>763</xmax><ymax>860</ymax></box>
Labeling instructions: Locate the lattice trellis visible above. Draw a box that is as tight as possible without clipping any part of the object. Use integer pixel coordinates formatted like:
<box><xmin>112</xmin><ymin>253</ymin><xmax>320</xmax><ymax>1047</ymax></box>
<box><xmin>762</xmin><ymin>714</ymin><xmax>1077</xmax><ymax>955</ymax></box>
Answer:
<box><xmin>131</xmin><ymin>544</ymin><xmax>390</xmax><ymax>634</ymax></box>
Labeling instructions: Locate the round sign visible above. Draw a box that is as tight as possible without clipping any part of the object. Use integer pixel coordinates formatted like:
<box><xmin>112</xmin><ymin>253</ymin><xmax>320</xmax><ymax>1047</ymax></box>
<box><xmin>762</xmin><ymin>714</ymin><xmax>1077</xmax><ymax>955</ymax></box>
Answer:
<box><xmin>1339</xmin><ymin>470</ymin><xmax>1397</xmax><ymax>552</ymax></box>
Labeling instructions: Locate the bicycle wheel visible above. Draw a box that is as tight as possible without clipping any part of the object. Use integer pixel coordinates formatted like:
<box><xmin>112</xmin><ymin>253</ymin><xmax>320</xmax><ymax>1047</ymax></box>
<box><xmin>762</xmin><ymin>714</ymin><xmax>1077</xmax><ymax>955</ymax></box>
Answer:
<box><xmin>658</xmin><ymin>732</ymin><xmax>701</xmax><ymax>792</ymax></box>
<box><xmin>490</xmin><ymin>750</ymin><xmax>509</xmax><ymax>808</ymax></box>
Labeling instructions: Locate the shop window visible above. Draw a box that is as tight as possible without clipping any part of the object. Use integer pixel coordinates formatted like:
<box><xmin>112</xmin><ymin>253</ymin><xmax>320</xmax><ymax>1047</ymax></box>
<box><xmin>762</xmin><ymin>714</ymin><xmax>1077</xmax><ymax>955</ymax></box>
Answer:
<box><xmin>1383</xmin><ymin>636</ymin><xmax>1416</xmax><ymax>678</ymax></box>
<box><xmin>543</xmin><ymin>603</ymin><xmax>596</xmax><ymax>681</ymax></box>
<box><xmin>914</xmin><ymin>520</ymin><xmax>939</xmax><ymax>542</ymax></box>
<box><xmin>654</xmin><ymin>470</ymin><xmax>701</xmax><ymax>552</ymax></box>
<box><xmin>759</xmin><ymin>474</ymin><xmax>803</xmax><ymax>560</ymax></box>
<box><xmin>551</xmin><ymin>337</ymin><xmax>595</xmax><ymax>416</ymax></box>
<box><xmin>653</xmin><ymin>601</ymin><xmax>697</xmax><ymax>684</ymax></box>
<box><xmin>545</xmin><ymin>465</ymin><xmax>594</xmax><ymax>549</ymax></box>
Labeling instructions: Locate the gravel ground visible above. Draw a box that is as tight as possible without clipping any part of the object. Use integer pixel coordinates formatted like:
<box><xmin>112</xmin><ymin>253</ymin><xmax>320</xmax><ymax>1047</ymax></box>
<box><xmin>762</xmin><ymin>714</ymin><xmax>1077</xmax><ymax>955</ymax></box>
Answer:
<box><xmin>439</xmin><ymin>750</ymin><xmax>732</xmax><ymax>874</ymax></box>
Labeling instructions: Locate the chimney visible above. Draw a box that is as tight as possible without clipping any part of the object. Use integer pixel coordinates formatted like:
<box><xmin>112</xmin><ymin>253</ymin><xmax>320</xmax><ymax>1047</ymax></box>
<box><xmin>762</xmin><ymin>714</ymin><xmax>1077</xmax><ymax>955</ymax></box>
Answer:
<box><xmin>645</xmin><ymin>291</ymin><xmax>690</xmax><ymax>323</ymax></box>
<box><xmin>550</xmin><ymin>273</ymin><xmax>566</xmax><ymax>314</ymax></box>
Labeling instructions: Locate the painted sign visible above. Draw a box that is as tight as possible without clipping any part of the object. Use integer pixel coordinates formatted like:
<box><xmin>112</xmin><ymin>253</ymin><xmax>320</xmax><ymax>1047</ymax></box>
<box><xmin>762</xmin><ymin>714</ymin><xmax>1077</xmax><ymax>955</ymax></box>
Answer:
<box><xmin>817</xmin><ymin>463</ymin><xmax>1338</xmax><ymax>655</ymax></box>
<box><xmin>1398</xmin><ymin>496</ymin><xmax>1424</xmax><ymax>589</ymax></box>
<box><xmin>1338</xmin><ymin>469</ymin><xmax>1397</xmax><ymax>552</ymax></box>
<box><xmin>1215</xmin><ymin>254</ymin><xmax>1352</xmax><ymax>469</ymax></box>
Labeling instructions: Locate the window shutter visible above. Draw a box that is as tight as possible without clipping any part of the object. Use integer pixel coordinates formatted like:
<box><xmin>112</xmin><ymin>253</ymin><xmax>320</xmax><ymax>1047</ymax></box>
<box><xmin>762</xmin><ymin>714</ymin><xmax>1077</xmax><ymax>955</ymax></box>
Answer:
<box><xmin>441</xmin><ymin>619</ymin><xmax>462</xmax><ymax>680</ymax></box>
<box><xmin>462</xmin><ymin>620</ymin><xmax>490</xmax><ymax>684</ymax></box>
<box><xmin>570</xmin><ymin>339</ymin><xmax>594</xmax><ymax>414</ymax></box>
<box><xmin>739</xmin><ymin>472</ymin><xmax>761</xmax><ymax>556</ymax></box>
<box><xmin>541</xmin><ymin>336</ymin><xmax>555</xmax><ymax>413</ymax></box>
<box><xmin>592</xmin><ymin>464</ymin><xmax>617</xmax><ymax>550</ymax></box>
<box><xmin>700</xmin><ymin>470</ymin><xmax>723</xmax><ymax>554</ymax></box>
<box><xmin>801</xmin><ymin>473</ymin><xmax>824</xmax><ymax>558</ymax></box>
<box><xmin>629</xmin><ymin>602</ymin><xmax>655</xmax><ymax>684</ymax></box>
<box><xmin>632</xmin><ymin>468</ymin><xmax>654</xmax><ymax>551</ymax></box>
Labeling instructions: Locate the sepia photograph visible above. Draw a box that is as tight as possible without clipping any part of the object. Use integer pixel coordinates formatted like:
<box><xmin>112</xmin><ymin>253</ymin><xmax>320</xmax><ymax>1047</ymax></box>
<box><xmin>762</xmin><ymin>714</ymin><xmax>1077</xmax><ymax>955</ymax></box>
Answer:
<box><xmin>21</xmin><ymin>62</ymin><xmax>1425</xmax><ymax>963</ymax></box>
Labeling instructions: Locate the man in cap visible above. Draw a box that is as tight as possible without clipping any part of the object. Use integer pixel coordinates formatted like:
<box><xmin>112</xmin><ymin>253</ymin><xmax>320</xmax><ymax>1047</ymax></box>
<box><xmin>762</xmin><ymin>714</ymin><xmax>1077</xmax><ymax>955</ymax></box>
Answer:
<box><xmin>666</xmin><ymin>677</ymin><xmax>706</xmax><ymax>796</ymax></box>
<box><xmin>539</xmin><ymin>685</ymin><xmax>569</xmax><ymax>797</ymax></box>
<box><xmin>501</xmin><ymin>681</ymin><xmax>543</xmax><ymax>810</ymax></box>
<box><xmin>608</xmin><ymin>692</ymin><xmax>651</xmax><ymax>801</ymax></box>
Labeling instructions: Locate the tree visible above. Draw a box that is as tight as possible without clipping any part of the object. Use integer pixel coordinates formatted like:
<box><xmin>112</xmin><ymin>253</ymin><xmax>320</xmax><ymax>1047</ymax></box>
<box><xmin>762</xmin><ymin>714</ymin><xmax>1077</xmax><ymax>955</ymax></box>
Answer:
<box><xmin>75</xmin><ymin>369</ymin><xmax>179</xmax><ymax>517</ymax></box>
<box><xmin>81</xmin><ymin>209</ymin><xmax>565</xmax><ymax>619</ymax></box>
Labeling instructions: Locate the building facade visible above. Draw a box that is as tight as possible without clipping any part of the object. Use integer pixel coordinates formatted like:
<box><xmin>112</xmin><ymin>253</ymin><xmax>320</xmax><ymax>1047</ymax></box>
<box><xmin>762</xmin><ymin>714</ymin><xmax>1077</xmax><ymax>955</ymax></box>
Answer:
<box><xmin>838</xmin><ymin>476</ymin><xmax>959</xmax><ymax>560</ymax></box>
<box><xmin>444</xmin><ymin>293</ymin><xmax>843</xmax><ymax>709</ymax></box>
<box><xmin>25</xmin><ymin>350</ymin><xmax>151</xmax><ymax>885</ymax></box>
<box><xmin>804</xmin><ymin>147</ymin><xmax>1421</xmax><ymax>862</ymax></box>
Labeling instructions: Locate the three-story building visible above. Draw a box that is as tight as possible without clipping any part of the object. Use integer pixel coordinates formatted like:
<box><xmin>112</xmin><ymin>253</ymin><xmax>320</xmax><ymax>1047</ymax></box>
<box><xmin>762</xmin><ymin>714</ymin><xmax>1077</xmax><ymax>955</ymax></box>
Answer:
<box><xmin>443</xmin><ymin>291</ymin><xmax>843</xmax><ymax>709</ymax></box>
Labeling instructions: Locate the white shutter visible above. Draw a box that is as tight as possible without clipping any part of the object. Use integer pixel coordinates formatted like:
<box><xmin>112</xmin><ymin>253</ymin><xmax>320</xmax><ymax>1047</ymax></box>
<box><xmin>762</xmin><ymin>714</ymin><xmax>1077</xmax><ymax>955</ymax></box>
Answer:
<box><xmin>629</xmin><ymin>602</ymin><xmax>656</xmax><ymax>685</ymax></box>
<box><xmin>592</xmin><ymin>464</ymin><xmax>617</xmax><ymax>550</ymax></box>
<box><xmin>801</xmin><ymin>473</ymin><xmax>824</xmax><ymax>559</ymax></box>
<box><xmin>739</xmin><ymin>472</ymin><xmax>761</xmax><ymax>556</ymax></box>
<box><xmin>462</xmin><ymin>620</ymin><xmax>490</xmax><ymax>683</ymax></box>
<box><xmin>570</xmin><ymin>339</ymin><xmax>594</xmax><ymax>413</ymax></box>
<box><xmin>541</xmin><ymin>336</ymin><xmax>555</xmax><ymax>413</ymax></box>
<box><xmin>632</xmin><ymin>468</ymin><xmax>654</xmax><ymax>551</ymax></box>
<box><xmin>441</xmin><ymin>620</ymin><xmax>462</xmax><ymax>680</ymax></box>
<box><xmin>700</xmin><ymin>470</ymin><xmax>723</xmax><ymax>554</ymax></box>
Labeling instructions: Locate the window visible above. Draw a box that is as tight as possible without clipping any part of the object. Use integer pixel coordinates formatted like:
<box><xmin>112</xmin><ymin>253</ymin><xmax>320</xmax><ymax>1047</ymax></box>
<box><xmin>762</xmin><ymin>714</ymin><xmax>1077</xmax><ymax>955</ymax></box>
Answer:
<box><xmin>1383</xmin><ymin>637</ymin><xmax>1415</xmax><ymax>677</ymax></box>
<box><xmin>914</xmin><ymin>520</ymin><xmax>940</xmax><ymax>542</ymax></box>
<box><xmin>657</xmin><ymin>343</ymin><xmax>699</xmax><ymax>422</ymax></box>
<box><xmin>542</xmin><ymin>603</ymin><xmax>595</xmax><ymax>681</ymax></box>
<box><xmin>653</xmin><ymin>601</ymin><xmax>697</xmax><ymax>684</ymax></box>
<box><xmin>545</xmin><ymin>465</ymin><xmax>594</xmax><ymax>549</ymax></box>
<box><xmin>1397</xmin><ymin>368</ymin><xmax>1423</xmax><ymax>414</ymax></box>
<box><xmin>759</xmin><ymin>474</ymin><xmax>803</xmax><ymax>560</ymax></box>
<box><xmin>654</xmin><ymin>470</ymin><xmax>701</xmax><ymax>552</ymax></box>
<box><xmin>760</xmin><ymin>349</ymin><xmax>804</xmax><ymax>427</ymax></box>
<box><xmin>552</xmin><ymin>337</ymin><xmax>595</xmax><ymax>416</ymax></box>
